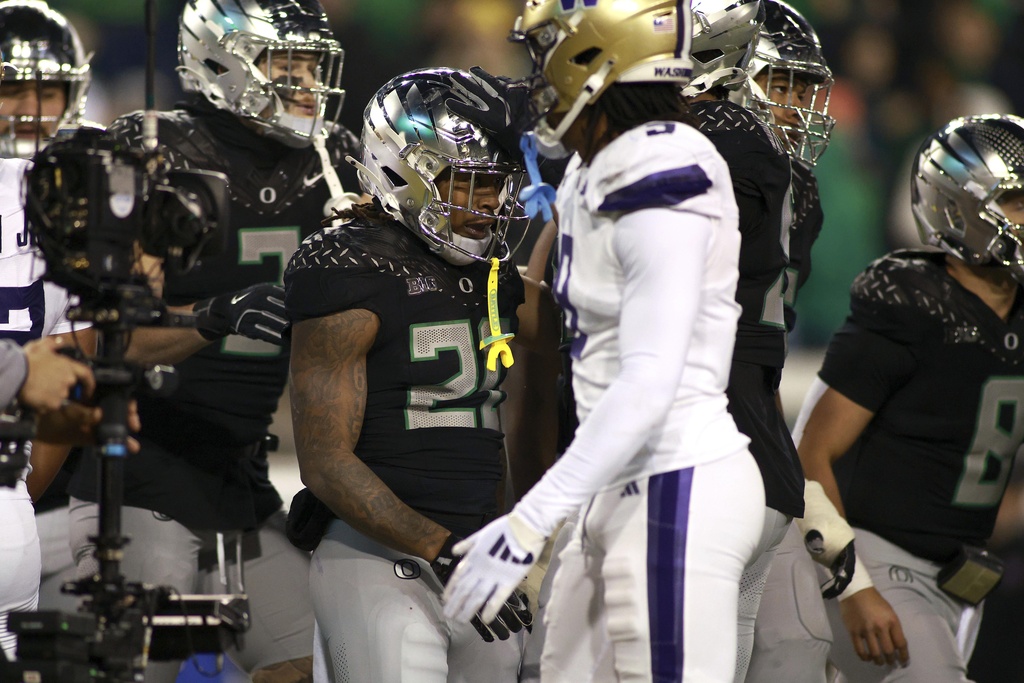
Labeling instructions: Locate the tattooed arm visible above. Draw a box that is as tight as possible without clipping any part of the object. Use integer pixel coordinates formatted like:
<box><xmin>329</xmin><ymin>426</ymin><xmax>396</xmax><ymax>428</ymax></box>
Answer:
<box><xmin>289</xmin><ymin>309</ymin><xmax>452</xmax><ymax>561</ymax></box>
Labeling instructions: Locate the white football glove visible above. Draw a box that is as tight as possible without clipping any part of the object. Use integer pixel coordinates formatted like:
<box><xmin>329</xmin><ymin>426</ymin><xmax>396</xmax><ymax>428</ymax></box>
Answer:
<box><xmin>442</xmin><ymin>512</ymin><xmax>546</xmax><ymax>624</ymax></box>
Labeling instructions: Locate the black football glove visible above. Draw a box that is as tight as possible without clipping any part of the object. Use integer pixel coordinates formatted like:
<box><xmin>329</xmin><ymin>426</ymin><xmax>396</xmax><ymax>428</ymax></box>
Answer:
<box><xmin>193</xmin><ymin>283</ymin><xmax>288</xmax><ymax>345</ymax></box>
<box><xmin>430</xmin><ymin>533</ymin><xmax>533</xmax><ymax>642</ymax></box>
<box><xmin>445</xmin><ymin>66</ymin><xmax>533</xmax><ymax>161</ymax></box>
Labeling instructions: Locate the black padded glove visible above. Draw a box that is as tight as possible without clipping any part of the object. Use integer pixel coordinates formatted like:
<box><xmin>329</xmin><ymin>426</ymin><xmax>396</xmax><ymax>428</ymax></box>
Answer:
<box><xmin>431</xmin><ymin>533</ymin><xmax>534</xmax><ymax>642</ymax></box>
<box><xmin>446</xmin><ymin>66</ymin><xmax>533</xmax><ymax>161</ymax></box>
<box><xmin>193</xmin><ymin>283</ymin><xmax>288</xmax><ymax>344</ymax></box>
<box><xmin>285</xmin><ymin>488</ymin><xmax>335</xmax><ymax>552</ymax></box>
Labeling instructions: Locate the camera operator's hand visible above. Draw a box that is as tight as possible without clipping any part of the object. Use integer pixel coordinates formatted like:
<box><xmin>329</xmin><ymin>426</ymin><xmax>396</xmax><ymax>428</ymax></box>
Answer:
<box><xmin>18</xmin><ymin>337</ymin><xmax>95</xmax><ymax>413</ymax></box>
<box><xmin>194</xmin><ymin>283</ymin><xmax>289</xmax><ymax>345</ymax></box>
<box><xmin>35</xmin><ymin>399</ymin><xmax>141</xmax><ymax>453</ymax></box>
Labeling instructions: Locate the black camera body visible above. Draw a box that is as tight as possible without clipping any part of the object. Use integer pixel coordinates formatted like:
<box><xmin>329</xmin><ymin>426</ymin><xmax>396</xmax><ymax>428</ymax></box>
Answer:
<box><xmin>25</xmin><ymin>126</ymin><xmax>228</xmax><ymax>315</ymax></box>
<box><xmin>4</xmin><ymin>592</ymin><xmax>249</xmax><ymax>682</ymax></box>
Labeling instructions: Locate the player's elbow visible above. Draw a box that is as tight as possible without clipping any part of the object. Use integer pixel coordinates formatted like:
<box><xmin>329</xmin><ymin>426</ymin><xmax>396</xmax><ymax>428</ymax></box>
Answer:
<box><xmin>296</xmin><ymin>453</ymin><xmax>330</xmax><ymax>498</ymax></box>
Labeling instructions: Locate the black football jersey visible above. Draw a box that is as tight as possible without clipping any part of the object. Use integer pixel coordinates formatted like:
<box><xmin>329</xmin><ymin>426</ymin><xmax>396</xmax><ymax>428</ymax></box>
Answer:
<box><xmin>285</xmin><ymin>217</ymin><xmax>525</xmax><ymax>536</ymax></box>
<box><xmin>692</xmin><ymin>100</ymin><xmax>802</xmax><ymax>516</ymax></box>
<box><xmin>784</xmin><ymin>160</ymin><xmax>824</xmax><ymax>332</ymax></box>
<box><xmin>822</xmin><ymin>251</ymin><xmax>1024</xmax><ymax>562</ymax></box>
<box><xmin>68</xmin><ymin>101</ymin><xmax>360</xmax><ymax>529</ymax></box>
<box><xmin>692</xmin><ymin>99</ymin><xmax>793</xmax><ymax>369</ymax></box>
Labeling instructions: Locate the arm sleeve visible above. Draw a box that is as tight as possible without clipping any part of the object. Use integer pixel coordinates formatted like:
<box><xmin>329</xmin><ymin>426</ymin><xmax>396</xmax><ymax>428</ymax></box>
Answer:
<box><xmin>0</xmin><ymin>340</ymin><xmax>28</xmax><ymax>407</ymax></box>
<box><xmin>514</xmin><ymin>206</ymin><xmax>714</xmax><ymax>536</ymax></box>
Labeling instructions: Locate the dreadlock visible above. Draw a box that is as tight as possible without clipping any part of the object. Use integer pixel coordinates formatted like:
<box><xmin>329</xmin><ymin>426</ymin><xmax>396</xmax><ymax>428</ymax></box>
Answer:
<box><xmin>581</xmin><ymin>82</ymin><xmax>698</xmax><ymax>159</ymax></box>
<box><xmin>322</xmin><ymin>197</ymin><xmax>392</xmax><ymax>227</ymax></box>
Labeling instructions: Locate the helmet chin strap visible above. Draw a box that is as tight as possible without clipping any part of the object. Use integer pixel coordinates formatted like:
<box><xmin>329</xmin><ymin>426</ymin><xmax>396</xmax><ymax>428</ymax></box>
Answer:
<box><xmin>682</xmin><ymin>67</ymin><xmax>747</xmax><ymax>97</ymax></box>
<box><xmin>444</xmin><ymin>232</ymin><xmax>492</xmax><ymax>265</ymax></box>
<box><xmin>538</xmin><ymin>60</ymin><xmax>615</xmax><ymax>150</ymax></box>
<box><xmin>314</xmin><ymin>134</ymin><xmax>361</xmax><ymax>218</ymax></box>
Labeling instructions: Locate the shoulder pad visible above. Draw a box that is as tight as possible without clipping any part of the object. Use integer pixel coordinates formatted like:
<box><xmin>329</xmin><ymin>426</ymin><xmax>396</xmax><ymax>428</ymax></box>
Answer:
<box><xmin>792</xmin><ymin>162</ymin><xmax>821</xmax><ymax>218</ymax></box>
<box><xmin>849</xmin><ymin>251</ymin><xmax>957</xmax><ymax>343</ymax></box>
<box><xmin>691</xmin><ymin>100</ymin><xmax>787</xmax><ymax>157</ymax></box>
<box><xmin>852</xmin><ymin>250</ymin><xmax>1024</xmax><ymax>362</ymax></box>
<box><xmin>286</xmin><ymin>217</ymin><xmax>457</xmax><ymax>284</ymax></box>
<box><xmin>289</xmin><ymin>219</ymin><xmax>402</xmax><ymax>275</ymax></box>
<box><xmin>587</xmin><ymin>122</ymin><xmax>728</xmax><ymax>217</ymax></box>
<box><xmin>106</xmin><ymin>110</ymin><xmax>220</xmax><ymax>172</ymax></box>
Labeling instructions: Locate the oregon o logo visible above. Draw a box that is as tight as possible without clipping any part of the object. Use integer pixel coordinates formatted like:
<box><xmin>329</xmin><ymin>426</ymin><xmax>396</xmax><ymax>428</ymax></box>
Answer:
<box><xmin>260</xmin><ymin>187</ymin><xmax>277</xmax><ymax>204</ymax></box>
<box><xmin>459</xmin><ymin>278</ymin><xmax>474</xmax><ymax>294</ymax></box>
<box><xmin>888</xmin><ymin>565</ymin><xmax>913</xmax><ymax>584</ymax></box>
<box><xmin>394</xmin><ymin>559</ymin><xmax>421</xmax><ymax>580</ymax></box>
<box><xmin>1006</xmin><ymin>333</ymin><xmax>1019</xmax><ymax>350</ymax></box>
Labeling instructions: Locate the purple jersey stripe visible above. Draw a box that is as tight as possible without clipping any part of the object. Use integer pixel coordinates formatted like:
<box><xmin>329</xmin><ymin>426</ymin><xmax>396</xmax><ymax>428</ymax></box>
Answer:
<box><xmin>0</xmin><ymin>279</ymin><xmax>45</xmax><ymax>344</ymax></box>
<box><xmin>647</xmin><ymin>467</ymin><xmax>694</xmax><ymax>682</ymax></box>
<box><xmin>598</xmin><ymin>165</ymin><xmax>711</xmax><ymax>213</ymax></box>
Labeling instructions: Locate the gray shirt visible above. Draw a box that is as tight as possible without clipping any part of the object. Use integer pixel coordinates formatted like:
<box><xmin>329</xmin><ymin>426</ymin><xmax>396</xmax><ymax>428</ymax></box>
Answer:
<box><xmin>0</xmin><ymin>340</ymin><xmax>27</xmax><ymax>407</ymax></box>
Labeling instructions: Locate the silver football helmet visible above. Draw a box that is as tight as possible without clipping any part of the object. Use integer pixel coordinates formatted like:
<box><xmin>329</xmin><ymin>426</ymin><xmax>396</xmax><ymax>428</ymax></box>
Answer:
<box><xmin>683</xmin><ymin>0</ymin><xmax>764</xmax><ymax>97</ymax></box>
<box><xmin>356</xmin><ymin>68</ymin><xmax>527</xmax><ymax>266</ymax></box>
<box><xmin>178</xmin><ymin>0</ymin><xmax>344</xmax><ymax>148</ymax></box>
<box><xmin>743</xmin><ymin>0</ymin><xmax>834</xmax><ymax>165</ymax></box>
<box><xmin>0</xmin><ymin>0</ymin><xmax>91</xmax><ymax>158</ymax></box>
<box><xmin>912</xmin><ymin>115</ymin><xmax>1024</xmax><ymax>282</ymax></box>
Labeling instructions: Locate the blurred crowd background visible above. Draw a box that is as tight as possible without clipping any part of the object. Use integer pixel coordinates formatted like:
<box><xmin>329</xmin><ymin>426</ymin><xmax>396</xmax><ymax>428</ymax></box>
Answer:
<box><xmin>38</xmin><ymin>1</ymin><xmax>1024</xmax><ymax>681</ymax></box>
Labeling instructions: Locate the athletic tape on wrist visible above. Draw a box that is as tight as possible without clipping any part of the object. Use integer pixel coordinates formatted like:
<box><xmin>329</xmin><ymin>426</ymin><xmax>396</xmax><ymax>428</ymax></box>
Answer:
<box><xmin>837</xmin><ymin>554</ymin><xmax>874</xmax><ymax>601</ymax></box>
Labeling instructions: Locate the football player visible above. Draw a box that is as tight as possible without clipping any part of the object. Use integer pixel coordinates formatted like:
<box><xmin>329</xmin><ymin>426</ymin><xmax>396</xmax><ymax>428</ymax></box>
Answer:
<box><xmin>0</xmin><ymin>25</ymin><xmax>94</xmax><ymax>657</ymax></box>
<box><xmin>770</xmin><ymin>114</ymin><xmax>1024</xmax><ymax>683</ymax></box>
<box><xmin>63</xmin><ymin>1</ymin><xmax>360</xmax><ymax>681</ymax></box>
<box><xmin>442</xmin><ymin>2</ymin><xmax>767</xmax><ymax>682</ymax></box>
<box><xmin>683</xmin><ymin>3</ymin><xmax>807</xmax><ymax>678</ymax></box>
<box><xmin>0</xmin><ymin>0</ymin><xmax>91</xmax><ymax>159</ymax></box>
<box><xmin>284</xmin><ymin>67</ymin><xmax>558</xmax><ymax>682</ymax></box>
<box><xmin>740</xmin><ymin>5</ymin><xmax>847</xmax><ymax>682</ymax></box>
<box><xmin>0</xmin><ymin>135</ymin><xmax>88</xmax><ymax>658</ymax></box>
<box><xmin>0</xmin><ymin>0</ymin><xmax>101</xmax><ymax>627</ymax></box>
<box><xmin>741</xmin><ymin>0</ymin><xmax>835</xmax><ymax>331</ymax></box>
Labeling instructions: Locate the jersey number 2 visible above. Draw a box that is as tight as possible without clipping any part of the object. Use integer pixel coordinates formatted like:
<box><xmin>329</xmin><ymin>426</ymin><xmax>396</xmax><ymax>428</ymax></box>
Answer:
<box><xmin>406</xmin><ymin>320</ymin><xmax>503</xmax><ymax>431</ymax></box>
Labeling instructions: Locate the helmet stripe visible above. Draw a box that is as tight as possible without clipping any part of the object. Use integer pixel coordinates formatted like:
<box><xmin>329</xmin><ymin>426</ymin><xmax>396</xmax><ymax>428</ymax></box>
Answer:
<box><xmin>675</xmin><ymin>0</ymin><xmax>686</xmax><ymax>58</ymax></box>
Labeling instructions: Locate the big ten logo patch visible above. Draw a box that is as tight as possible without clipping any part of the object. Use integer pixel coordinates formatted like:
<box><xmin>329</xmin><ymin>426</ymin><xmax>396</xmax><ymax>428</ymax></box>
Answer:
<box><xmin>406</xmin><ymin>276</ymin><xmax>440</xmax><ymax>296</ymax></box>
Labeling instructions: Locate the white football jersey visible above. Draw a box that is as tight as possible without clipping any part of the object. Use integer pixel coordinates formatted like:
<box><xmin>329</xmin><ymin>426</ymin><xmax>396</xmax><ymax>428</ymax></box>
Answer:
<box><xmin>0</xmin><ymin>158</ymin><xmax>77</xmax><ymax>342</ymax></box>
<box><xmin>553</xmin><ymin>121</ymin><xmax>747</xmax><ymax>483</ymax></box>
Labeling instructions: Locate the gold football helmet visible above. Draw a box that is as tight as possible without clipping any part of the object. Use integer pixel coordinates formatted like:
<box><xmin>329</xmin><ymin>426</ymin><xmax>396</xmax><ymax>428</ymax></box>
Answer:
<box><xmin>512</xmin><ymin>0</ymin><xmax>694</xmax><ymax>148</ymax></box>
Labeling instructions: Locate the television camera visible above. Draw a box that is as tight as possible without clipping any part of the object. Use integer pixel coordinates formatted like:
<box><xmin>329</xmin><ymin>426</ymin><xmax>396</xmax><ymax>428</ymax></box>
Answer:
<box><xmin>0</xmin><ymin>108</ymin><xmax>248</xmax><ymax>683</ymax></box>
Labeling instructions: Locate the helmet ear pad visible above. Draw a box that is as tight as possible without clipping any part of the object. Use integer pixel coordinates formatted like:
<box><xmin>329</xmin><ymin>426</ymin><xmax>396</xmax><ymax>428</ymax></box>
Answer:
<box><xmin>177</xmin><ymin>0</ymin><xmax>345</xmax><ymax>148</ymax></box>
